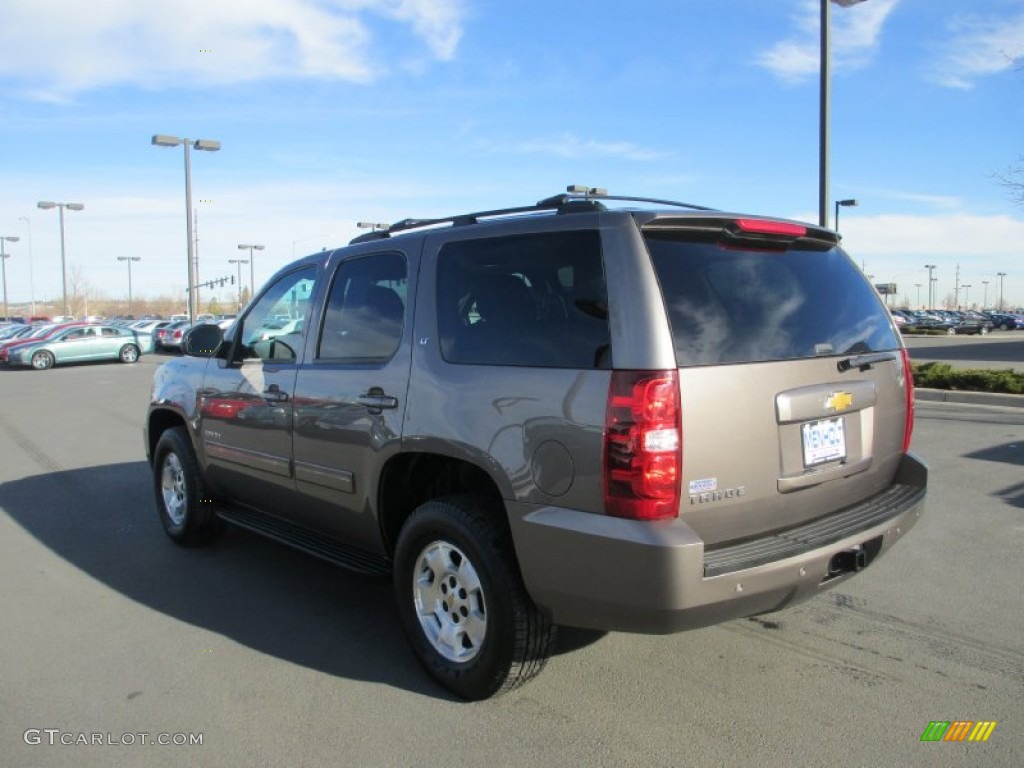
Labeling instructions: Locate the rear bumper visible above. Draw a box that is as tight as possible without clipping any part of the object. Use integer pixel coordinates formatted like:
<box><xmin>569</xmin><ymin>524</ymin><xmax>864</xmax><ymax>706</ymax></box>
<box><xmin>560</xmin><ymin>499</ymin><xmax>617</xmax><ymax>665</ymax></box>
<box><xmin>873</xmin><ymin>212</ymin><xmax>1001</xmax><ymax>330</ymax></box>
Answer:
<box><xmin>510</xmin><ymin>452</ymin><xmax>926</xmax><ymax>633</ymax></box>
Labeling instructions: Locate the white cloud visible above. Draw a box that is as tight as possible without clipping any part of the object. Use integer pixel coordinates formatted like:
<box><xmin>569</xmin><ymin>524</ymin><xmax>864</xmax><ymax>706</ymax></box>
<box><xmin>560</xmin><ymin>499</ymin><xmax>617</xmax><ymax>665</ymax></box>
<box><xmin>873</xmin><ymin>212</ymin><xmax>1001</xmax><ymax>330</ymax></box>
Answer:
<box><xmin>929</xmin><ymin>13</ymin><xmax>1024</xmax><ymax>89</ymax></box>
<box><xmin>756</xmin><ymin>0</ymin><xmax>900</xmax><ymax>83</ymax></box>
<box><xmin>0</xmin><ymin>0</ymin><xmax>466</xmax><ymax>99</ymax></box>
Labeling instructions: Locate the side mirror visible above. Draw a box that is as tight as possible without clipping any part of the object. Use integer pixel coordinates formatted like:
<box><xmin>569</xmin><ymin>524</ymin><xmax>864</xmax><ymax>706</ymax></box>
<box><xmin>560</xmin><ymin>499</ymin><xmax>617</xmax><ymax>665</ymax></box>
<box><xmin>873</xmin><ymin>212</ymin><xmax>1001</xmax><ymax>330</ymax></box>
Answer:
<box><xmin>182</xmin><ymin>323</ymin><xmax>224</xmax><ymax>358</ymax></box>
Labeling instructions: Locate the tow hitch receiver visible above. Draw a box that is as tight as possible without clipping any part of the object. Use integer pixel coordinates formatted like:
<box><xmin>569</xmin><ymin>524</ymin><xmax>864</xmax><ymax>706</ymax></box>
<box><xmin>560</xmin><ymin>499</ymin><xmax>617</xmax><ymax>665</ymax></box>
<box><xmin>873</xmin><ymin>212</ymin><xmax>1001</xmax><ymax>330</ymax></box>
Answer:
<box><xmin>826</xmin><ymin>536</ymin><xmax>883</xmax><ymax>579</ymax></box>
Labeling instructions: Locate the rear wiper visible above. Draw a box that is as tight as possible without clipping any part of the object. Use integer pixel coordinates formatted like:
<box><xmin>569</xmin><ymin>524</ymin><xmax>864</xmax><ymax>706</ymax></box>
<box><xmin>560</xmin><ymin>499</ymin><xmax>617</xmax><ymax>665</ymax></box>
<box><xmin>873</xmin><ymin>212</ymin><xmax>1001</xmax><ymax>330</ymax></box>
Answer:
<box><xmin>837</xmin><ymin>351</ymin><xmax>898</xmax><ymax>373</ymax></box>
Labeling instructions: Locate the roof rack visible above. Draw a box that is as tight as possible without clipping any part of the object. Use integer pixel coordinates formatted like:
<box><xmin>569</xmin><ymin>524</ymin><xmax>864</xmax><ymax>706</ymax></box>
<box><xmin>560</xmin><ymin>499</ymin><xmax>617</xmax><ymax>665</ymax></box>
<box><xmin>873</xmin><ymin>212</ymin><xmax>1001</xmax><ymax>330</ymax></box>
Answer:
<box><xmin>348</xmin><ymin>185</ymin><xmax>716</xmax><ymax>244</ymax></box>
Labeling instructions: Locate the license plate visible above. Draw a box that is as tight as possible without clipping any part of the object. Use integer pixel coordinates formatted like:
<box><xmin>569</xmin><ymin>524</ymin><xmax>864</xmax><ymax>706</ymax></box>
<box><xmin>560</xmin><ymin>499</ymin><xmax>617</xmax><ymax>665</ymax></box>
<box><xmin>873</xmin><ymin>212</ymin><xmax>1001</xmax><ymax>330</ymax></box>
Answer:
<box><xmin>801</xmin><ymin>417</ymin><xmax>846</xmax><ymax>467</ymax></box>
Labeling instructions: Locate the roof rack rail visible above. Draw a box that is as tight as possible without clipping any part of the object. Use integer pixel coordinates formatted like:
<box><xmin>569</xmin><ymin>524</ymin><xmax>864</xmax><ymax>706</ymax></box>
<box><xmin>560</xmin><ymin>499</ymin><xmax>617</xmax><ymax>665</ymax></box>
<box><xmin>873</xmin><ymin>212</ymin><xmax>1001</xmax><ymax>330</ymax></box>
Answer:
<box><xmin>347</xmin><ymin>185</ymin><xmax>715</xmax><ymax>245</ymax></box>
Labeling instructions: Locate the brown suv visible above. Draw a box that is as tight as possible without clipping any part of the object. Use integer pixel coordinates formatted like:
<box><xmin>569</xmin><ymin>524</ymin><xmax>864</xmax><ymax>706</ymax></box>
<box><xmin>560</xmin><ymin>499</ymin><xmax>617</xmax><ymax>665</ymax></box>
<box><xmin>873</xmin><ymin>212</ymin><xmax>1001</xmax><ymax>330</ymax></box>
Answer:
<box><xmin>146</xmin><ymin>187</ymin><xmax>926</xmax><ymax>699</ymax></box>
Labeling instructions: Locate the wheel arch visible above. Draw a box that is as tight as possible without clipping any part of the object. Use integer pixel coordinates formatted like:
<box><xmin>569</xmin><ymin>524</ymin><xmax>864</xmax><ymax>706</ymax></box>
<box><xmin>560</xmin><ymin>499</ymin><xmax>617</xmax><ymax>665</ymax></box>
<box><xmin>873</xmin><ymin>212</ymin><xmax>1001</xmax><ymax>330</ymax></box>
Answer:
<box><xmin>378</xmin><ymin>452</ymin><xmax>507</xmax><ymax>558</ymax></box>
<box><xmin>146</xmin><ymin>407</ymin><xmax>190</xmax><ymax>465</ymax></box>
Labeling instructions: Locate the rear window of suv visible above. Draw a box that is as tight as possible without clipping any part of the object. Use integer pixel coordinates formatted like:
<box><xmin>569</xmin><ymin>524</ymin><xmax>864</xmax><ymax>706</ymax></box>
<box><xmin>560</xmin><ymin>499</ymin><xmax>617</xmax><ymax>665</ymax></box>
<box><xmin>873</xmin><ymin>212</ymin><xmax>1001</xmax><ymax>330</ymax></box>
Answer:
<box><xmin>644</xmin><ymin>231</ymin><xmax>900</xmax><ymax>367</ymax></box>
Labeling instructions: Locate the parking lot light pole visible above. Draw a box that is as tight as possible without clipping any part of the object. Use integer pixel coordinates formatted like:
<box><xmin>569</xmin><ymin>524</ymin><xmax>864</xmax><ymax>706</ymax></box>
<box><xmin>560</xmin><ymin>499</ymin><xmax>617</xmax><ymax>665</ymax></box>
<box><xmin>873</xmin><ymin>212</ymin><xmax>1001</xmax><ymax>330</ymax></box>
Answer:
<box><xmin>961</xmin><ymin>284</ymin><xmax>972</xmax><ymax>310</ymax></box>
<box><xmin>117</xmin><ymin>256</ymin><xmax>142</xmax><ymax>316</ymax></box>
<box><xmin>228</xmin><ymin>258</ymin><xmax>248</xmax><ymax>312</ymax></box>
<box><xmin>982</xmin><ymin>280</ymin><xmax>990</xmax><ymax>309</ymax></box>
<box><xmin>820</xmin><ymin>0</ymin><xmax>870</xmax><ymax>227</ymax></box>
<box><xmin>36</xmin><ymin>201</ymin><xmax>84</xmax><ymax>317</ymax></box>
<box><xmin>237</xmin><ymin>243</ymin><xmax>264</xmax><ymax>299</ymax></box>
<box><xmin>17</xmin><ymin>217</ymin><xmax>34</xmax><ymax>316</ymax></box>
<box><xmin>996</xmin><ymin>272</ymin><xmax>1007</xmax><ymax>311</ymax></box>
<box><xmin>0</xmin><ymin>236</ymin><xmax>19</xmax><ymax>321</ymax></box>
<box><xmin>151</xmin><ymin>135</ymin><xmax>221</xmax><ymax>323</ymax></box>
<box><xmin>833</xmin><ymin>198</ymin><xmax>858</xmax><ymax>233</ymax></box>
<box><xmin>924</xmin><ymin>264</ymin><xmax>936</xmax><ymax>310</ymax></box>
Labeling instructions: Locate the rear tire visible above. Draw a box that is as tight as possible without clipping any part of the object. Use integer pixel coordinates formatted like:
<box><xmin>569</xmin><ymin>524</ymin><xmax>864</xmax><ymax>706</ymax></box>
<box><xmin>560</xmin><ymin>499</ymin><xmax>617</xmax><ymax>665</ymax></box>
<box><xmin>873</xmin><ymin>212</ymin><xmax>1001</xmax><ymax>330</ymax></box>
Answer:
<box><xmin>119</xmin><ymin>344</ymin><xmax>140</xmax><ymax>363</ymax></box>
<box><xmin>153</xmin><ymin>426</ymin><xmax>221</xmax><ymax>546</ymax></box>
<box><xmin>393</xmin><ymin>495</ymin><xmax>555</xmax><ymax>700</ymax></box>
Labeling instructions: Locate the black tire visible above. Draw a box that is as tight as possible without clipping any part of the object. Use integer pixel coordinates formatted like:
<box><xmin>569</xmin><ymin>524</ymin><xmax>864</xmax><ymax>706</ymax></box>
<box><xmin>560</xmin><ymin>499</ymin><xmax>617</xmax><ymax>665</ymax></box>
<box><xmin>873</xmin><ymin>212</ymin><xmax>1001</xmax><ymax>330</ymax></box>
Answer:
<box><xmin>152</xmin><ymin>426</ymin><xmax>220</xmax><ymax>546</ymax></box>
<box><xmin>393</xmin><ymin>495</ymin><xmax>556</xmax><ymax>700</ymax></box>
<box><xmin>31</xmin><ymin>350</ymin><xmax>55</xmax><ymax>370</ymax></box>
<box><xmin>119</xmin><ymin>344</ymin><xmax>140</xmax><ymax>363</ymax></box>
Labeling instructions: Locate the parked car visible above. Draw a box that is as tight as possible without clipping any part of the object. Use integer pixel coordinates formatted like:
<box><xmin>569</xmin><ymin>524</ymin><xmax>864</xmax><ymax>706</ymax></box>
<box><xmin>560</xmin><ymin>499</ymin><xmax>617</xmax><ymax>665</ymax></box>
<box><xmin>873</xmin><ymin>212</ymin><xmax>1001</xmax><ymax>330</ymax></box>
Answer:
<box><xmin>6</xmin><ymin>324</ymin><xmax>143</xmax><ymax>369</ymax></box>
<box><xmin>0</xmin><ymin>322</ymin><xmax>86</xmax><ymax>363</ymax></box>
<box><xmin>146</xmin><ymin>187</ymin><xmax>926</xmax><ymax>700</ymax></box>
<box><xmin>155</xmin><ymin>320</ymin><xmax>192</xmax><ymax>351</ymax></box>
<box><xmin>985</xmin><ymin>312</ymin><xmax>1024</xmax><ymax>330</ymax></box>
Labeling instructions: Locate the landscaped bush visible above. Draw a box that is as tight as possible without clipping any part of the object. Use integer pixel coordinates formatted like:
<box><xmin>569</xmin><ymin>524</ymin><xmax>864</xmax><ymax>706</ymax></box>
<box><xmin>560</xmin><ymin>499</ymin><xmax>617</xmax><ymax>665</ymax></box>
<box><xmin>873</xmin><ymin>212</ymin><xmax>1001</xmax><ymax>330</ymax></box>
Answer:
<box><xmin>911</xmin><ymin>362</ymin><xmax>1024</xmax><ymax>395</ymax></box>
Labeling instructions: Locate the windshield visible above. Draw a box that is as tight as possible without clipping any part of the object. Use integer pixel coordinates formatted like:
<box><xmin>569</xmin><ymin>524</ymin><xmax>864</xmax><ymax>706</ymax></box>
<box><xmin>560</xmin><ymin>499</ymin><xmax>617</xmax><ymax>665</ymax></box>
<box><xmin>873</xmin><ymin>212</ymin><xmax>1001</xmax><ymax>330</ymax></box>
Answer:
<box><xmin>644</xmin><ymin>233</ymin><xmax>900</xmax><ymax>367</ymax></box>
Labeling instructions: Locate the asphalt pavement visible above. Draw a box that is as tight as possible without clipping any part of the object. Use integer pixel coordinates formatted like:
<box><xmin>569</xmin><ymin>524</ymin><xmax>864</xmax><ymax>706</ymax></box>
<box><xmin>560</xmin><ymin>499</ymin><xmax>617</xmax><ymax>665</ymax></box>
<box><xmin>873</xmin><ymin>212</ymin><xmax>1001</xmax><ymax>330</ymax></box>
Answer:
<box><xmin>1</xmin><ymin>355</ymin><xmax>1022</xmax><ymax>767</ymax></box>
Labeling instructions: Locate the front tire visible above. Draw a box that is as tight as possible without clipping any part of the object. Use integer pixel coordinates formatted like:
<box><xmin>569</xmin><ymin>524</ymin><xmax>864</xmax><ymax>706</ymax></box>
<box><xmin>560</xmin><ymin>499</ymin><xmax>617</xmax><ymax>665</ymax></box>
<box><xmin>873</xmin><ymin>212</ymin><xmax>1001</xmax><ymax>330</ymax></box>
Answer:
<box><xmin>152</xmin><ymin>426</ymin><xmax>220</xmax><ymax>546</ymax></box>
<box><xmin>393</xmin><ymin>496</ymin><xmax>555</xmax><ymax>700</ymax></box>
<box><xmin>31</xmin><ymin>350</ymin><xmax>55</xmax><ymax>370</ymax></box>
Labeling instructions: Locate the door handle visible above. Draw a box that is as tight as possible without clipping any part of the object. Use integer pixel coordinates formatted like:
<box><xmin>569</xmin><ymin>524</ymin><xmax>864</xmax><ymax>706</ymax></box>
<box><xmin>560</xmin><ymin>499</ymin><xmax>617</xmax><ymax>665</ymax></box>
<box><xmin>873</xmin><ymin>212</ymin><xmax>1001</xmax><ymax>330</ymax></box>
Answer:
<box><xmin>262</xmin><ymin>384</ymin><xmax>290</xmax><ymax>403</ymax></box>
<box><xmin>357</xmin><ymin>388</ymin><xmax>398</xmax><ymax>410</ymax></box>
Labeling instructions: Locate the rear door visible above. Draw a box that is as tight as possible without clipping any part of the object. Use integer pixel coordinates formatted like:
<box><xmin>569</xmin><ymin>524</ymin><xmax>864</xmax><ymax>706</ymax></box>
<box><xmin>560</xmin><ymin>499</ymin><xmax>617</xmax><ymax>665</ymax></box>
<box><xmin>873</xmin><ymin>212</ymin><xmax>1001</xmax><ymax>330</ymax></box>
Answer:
<box><xmin>641</xmin><ymin>217</ymin><xmax>911</xmax><ymax>546</ymax></box>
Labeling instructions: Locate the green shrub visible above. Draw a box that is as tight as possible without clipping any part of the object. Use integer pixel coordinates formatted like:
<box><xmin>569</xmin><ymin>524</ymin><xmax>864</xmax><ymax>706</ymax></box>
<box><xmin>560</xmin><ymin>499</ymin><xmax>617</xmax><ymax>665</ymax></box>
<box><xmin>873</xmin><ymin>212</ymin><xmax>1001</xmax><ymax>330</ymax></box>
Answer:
<box><xmin>911</xmin><ymin>362</ymin><xmax>1024</xmax><ymax>395</ymax></box>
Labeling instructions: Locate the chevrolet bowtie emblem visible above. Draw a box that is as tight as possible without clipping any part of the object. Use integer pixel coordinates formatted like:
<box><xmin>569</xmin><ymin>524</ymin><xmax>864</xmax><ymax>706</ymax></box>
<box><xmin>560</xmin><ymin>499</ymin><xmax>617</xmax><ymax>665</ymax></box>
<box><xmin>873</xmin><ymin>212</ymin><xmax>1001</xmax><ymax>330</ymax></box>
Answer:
<box><xmin>826</xmin><ymin>391</ymin><xmax>854</xmax><ymax>412</ymax></box>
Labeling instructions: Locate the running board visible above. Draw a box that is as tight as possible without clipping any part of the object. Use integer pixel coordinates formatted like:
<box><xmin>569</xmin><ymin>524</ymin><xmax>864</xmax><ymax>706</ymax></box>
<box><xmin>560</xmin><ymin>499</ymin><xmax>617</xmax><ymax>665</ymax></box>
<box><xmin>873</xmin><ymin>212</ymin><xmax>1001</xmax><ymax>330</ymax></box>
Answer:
<box><xmin>216</xmin><ymin>506</ymin><xmax>391</xmax><ymax>577</ymax></box>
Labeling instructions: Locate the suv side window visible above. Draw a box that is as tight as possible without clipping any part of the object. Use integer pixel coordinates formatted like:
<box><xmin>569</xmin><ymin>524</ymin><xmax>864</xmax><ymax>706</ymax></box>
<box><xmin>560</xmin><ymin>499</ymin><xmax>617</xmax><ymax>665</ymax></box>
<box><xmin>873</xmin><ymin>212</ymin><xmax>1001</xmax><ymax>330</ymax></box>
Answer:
<box><xmin>317</xmin><ymin>252</ymin><xmax>407</xmax><ymax>363</ymax></box>
<box><xmin>236</xmin><ymin>267</ymin><xmax>317</xmax><ymax>362</ymax></box>
<box><xmin>437</xmin><ymin>230</ymin><xmax>610</xmax><ymax>368</ymax></box>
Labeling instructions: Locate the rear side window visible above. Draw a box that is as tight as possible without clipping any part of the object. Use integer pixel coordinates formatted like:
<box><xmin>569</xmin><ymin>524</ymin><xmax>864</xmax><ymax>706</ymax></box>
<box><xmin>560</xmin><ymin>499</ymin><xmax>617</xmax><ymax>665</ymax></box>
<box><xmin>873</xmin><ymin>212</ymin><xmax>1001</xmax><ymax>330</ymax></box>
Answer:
<box><xmin>645</xmin><ymin>233</ymin><xmax>899</xmax><ymax>367</ymax></box>
<box><xmin>317</xmin><ymin>252</ymin><xmax>407</xmax><ymax>363</ymax></box>
<box><xmin>437</xmin><ymin>230</ymin><xmax>610</xmax><ymax>368</ymax></box>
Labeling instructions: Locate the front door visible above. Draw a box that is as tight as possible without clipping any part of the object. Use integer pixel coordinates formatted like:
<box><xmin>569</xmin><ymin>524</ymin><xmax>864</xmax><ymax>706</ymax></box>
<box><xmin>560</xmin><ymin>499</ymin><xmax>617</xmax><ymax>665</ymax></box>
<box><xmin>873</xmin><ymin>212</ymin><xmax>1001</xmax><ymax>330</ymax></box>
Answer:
<box><xmin>199</xmin><ymin>266</ymin><xmax>318</xmax><ymax>513</ymax></box>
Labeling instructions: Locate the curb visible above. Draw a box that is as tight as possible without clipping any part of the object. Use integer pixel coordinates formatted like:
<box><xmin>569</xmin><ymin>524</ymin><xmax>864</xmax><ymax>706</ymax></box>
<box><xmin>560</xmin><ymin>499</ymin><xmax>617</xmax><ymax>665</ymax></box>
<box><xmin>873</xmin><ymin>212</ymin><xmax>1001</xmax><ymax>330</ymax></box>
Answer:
<box><xmin>914</xmin><ymin>388</ymin><xmax>1024</xmax><ymax>408</ymax></box>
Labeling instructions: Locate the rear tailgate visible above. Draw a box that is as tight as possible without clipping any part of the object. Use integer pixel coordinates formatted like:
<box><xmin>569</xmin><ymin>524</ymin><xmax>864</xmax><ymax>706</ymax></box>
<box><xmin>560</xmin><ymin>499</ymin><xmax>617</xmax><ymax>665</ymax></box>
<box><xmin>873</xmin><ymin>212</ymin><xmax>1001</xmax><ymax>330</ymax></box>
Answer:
<box><xmin>678</xmin><ymin>356</ymin><xmax>909</xmax><ymax>546</ymax></box>
<box><xmin>642</xmin><ymin>216</ymin><xmax>915</xmax><ymax>548</ymax></box>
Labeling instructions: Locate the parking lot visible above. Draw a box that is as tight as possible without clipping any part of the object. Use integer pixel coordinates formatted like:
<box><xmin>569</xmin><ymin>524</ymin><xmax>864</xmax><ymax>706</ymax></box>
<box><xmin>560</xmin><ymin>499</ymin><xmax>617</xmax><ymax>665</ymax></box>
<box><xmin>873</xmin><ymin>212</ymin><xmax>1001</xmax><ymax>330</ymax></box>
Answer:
<box><xmin>1</xmin><ymin>354</ymin><xmax>1022</xmax><ymax>767</ymax></box>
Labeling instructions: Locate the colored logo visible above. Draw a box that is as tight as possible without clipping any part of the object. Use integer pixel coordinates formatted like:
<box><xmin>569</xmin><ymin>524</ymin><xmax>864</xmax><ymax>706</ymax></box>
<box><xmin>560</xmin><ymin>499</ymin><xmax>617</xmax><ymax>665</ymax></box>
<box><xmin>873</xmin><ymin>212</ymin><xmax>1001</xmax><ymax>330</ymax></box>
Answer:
<box><xmin>920</xmin><ymin>721</ymin><xmax>997</xmax><ymax>742</ymax></box>
<box><xmin>826</xmin><ymin>391</ymin><xmax>854</xmax><ymax>413</ymax></box>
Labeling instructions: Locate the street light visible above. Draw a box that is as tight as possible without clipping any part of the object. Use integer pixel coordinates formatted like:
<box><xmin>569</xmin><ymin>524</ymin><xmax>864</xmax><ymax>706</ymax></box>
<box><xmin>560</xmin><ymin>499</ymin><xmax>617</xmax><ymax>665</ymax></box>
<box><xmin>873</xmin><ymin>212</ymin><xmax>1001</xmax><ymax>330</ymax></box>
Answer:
<box><xmin>914</xmin><ymin>283</ymin><xmax>921</xmax><ymax>309</ymax></box>
<box><xmin>228</xmin><ymin>258</ymin><xmax>248</xmax><ymax>312</ymax></box>
<box><xmin>924</xmin><ymin>264</ymin><xmax>936</xmax><ymax>310</ymax></box>
<box><xmin>17</xmin><ymin>216</ymin><xmax>34</xmax><ymax>316</ymax></box>
<box><xmin>0</xmin><ymin>235</ymin><xmax>19</xmax><ymax>321</ymax></box>
<box><xmin>117</xmin><ymin>256</ymin><xmax>142</xmax><ymax>316</ymax></box>
<box><xmin>833</xmin><ymin>198</ymin><xmax>858</xmax><ymax>232</ymax></box>
<box><xmin>237</xmin><ymin>243</ymin><xmax>264</xmax><ymax>299</ymax></box>
<box><xmin>961</xmin><ymin>284</ymin><xmax>972</xmax><ymax>310</ymax></box>
<box><xmin>36</xmin><ymin>201</ymin><xmax>84</xmax><ymax>317</ymax></box>
<box><xmin>151</xmin><ymin>134</ymin><xmax>221</xmax><ymax>323</ymax></box>
<box><xmin>996</xmin><ymin>272</ymin><xmax>1007</xmax><ymax>311</ymax></box>
<box><xmin>982</xmin><ymin>280</ymin><xmax>990</xmax><ymax>309</ymax></box>
<box><xmin>819</xmin><ymin>0</ymin><xmax>869</xmax><ymax>227</ymax></box>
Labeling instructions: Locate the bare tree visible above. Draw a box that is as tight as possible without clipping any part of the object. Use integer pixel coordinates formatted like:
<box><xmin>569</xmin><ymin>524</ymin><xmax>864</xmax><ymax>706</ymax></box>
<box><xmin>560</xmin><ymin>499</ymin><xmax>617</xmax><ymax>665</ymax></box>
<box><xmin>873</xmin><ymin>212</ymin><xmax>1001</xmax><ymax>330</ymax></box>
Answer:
<box><xmin>996</xmin><ymin>156</ymin><xmax>1024</xmax><ymax>206</ymax></box>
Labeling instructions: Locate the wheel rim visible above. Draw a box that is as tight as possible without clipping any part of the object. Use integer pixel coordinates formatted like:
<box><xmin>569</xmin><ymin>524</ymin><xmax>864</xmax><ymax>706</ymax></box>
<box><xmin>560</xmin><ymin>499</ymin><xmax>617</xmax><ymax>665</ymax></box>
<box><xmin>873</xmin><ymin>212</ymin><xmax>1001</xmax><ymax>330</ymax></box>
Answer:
<box><xmin>412</xmin><ymin>540</ymin><xmax>487</xmax><ymax>663</ymax></box>
<box><xmin>122</xmin><ymin>346</ymin><xmax>139</xmax><ymax>362</ymax></box>
<box><xmin>160</xmin><ymin>452</ymin><xmax>187</xmax><ymax>526</ymax></box>
<box><xmin>31</xmin><ymin>352</ymin><xmax>51</xmax><ymax>369</ymax></box>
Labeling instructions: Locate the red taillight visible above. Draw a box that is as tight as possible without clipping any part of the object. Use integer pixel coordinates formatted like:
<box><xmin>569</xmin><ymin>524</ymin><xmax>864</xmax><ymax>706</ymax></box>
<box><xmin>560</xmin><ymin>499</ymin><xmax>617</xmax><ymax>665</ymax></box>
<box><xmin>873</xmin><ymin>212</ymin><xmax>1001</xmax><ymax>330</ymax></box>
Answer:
<box><xmin>603</xmin><ymin>370</ymin><xmax>682</xmax><ymax>521</ymax></box>
<box><xmin>733</xmin><ymin>218</ymin><xmax>807</xmax><ymax>237</ymax></box>
<box><xmin>900</xmin><ymin>347</ymin><xmax>915</xmax><ymax>452</ymax></box>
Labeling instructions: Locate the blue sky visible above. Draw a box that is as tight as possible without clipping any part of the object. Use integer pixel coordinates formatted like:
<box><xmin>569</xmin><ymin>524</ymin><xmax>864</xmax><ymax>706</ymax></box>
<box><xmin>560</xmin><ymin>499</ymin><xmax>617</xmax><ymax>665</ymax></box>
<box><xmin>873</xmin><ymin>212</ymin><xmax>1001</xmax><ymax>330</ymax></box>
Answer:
<box><xmin>1</xmin><ymin>0</ymin><xmax>1022</xmax><ymax>312</ymax></box>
